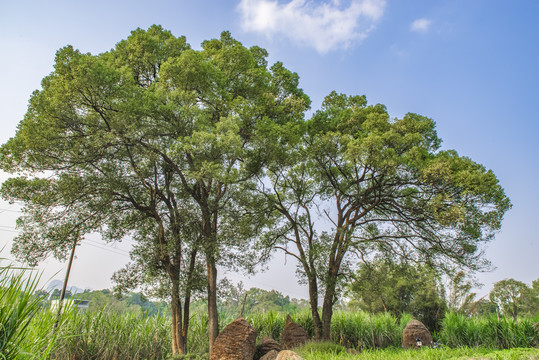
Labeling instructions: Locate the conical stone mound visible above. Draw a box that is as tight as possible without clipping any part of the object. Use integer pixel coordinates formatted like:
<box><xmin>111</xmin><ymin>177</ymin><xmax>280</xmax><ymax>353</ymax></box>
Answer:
<box><xmin>280</xmin><ymin>315</ymin><xmax>309</xmax><ymax>350</ymax></box>
<box><xmin>402</xmin><ymin>319</ymin><xmax>433</xmax><ymax>349</ymax></box>
<box><xmin>210</xmin><ymin>317</ymin><xmax>257</xmax><ymax>360</ymax></box>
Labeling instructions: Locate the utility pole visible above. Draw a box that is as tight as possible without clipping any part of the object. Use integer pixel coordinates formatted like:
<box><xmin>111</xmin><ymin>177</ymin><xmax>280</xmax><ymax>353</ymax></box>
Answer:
<box><xmin>53</xmin><ymin>235</ymin><xmax>78</xmax><ymax>329</ymax></box>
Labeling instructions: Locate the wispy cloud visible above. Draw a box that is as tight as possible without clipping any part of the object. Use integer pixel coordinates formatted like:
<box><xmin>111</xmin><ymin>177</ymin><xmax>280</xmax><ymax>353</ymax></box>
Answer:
<box><xmin>410</xmin><ymin>18</ymin><xmax>432</xmax><ymax>33</ymax></box>
<box><xmin>237</xmin><ymin>0</ymin><xmax>386</xmax><ymax>53</ymax></box>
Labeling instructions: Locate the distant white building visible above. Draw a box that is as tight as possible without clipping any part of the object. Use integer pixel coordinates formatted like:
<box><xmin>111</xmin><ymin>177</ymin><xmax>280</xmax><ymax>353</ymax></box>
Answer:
<box><xmin>50</xmin><ymin>299</ymin><xmax>90</xmax><ymax>312</ymax></box>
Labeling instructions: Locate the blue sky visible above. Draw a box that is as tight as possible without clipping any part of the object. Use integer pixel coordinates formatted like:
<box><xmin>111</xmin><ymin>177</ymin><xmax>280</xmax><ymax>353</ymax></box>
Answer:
<box><xmin>0</xmin><ymin>0</ymin><xmax>537</xmax><ymax>298</ymax></box>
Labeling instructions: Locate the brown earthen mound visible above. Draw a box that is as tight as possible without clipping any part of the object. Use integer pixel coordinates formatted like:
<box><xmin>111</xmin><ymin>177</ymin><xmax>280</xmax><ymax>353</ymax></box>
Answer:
<box><xmin>281</xmin><ymin>315</ymin><xmax>309</xmax><ymax>349</ymax></box>
<box><xmin>254</xmin><ymin>337</ymin><xmax>283</xmax><ymax>360</ymax></box>
<box><xmin>209</xmin><ymin>317</ymin><xmax>257</xmax><ymax>360</ymax></box>
<box><xmin>402</xmin><ymin>319</ymin><xmax>433</xmax><ymax>349</ymax></box>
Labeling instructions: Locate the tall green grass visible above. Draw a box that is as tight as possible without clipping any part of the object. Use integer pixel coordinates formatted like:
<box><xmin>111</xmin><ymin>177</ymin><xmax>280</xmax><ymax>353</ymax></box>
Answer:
<box><xmin>47</xmin><ymin>308</ymin><xmax>171</xmax><ymax>359</ymax></box>
<box><xmin>440</xmin><ymin>312</ymin><xmax>539</xmax><ymax>349</ymax></box>
<box><xmin>19</xmin><ymin>306</ymin><xmax>538</xmax><ymax>359</ymax></box>
<box><xmin>329</xmin><ymin>311</ymin><xmax>411</xmax><ymax>349</ymax></box>
<box><xmin>248</xmin><ymin>310</ymin><xmax>409</xmax><ymax>350</ymax></box>
<box><xmin>0</xmin><ymin>263</ymin><xmax>63</xmax><ymax>359</ymax></box>
<box><xmin>248</xmin><ymin>311</ymin><xmax>286</xmax><ymax>341</ymax></box>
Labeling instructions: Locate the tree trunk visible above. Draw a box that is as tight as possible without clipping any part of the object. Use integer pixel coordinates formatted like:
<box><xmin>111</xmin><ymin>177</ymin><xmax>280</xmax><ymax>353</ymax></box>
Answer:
<box><xmin>171</xmin><ymin>278</ymin><xmax>187</xmax><ymax>354</ymax></box>
<box><xmin>181</xmin><ymin>294</ymin><xmax>191</xmax><ymax>353</ymax></box>
<box><xmin>321</xmin><ymin>288</ymin><xmax>334</xmax><ymax>340</ymax></box>
<box><xmin>380</xmin><ymin>296</ymin><xmax>388</xmax><ymax>314</ymax></box>
<box><xmin>307</xmin><ymin>275</ymin><xmax>322</xmax><ymax>340</ymax></box>
<box><xmin>202</xmin><ymin>202</ymin><xmax>220</xmax><ymax>354</ymax></box>
<box><xmin>321</xmin><ymin>264</ymin><xmax>339</xmax><ymax>341</ymax></box>
<box><xmin>180</xmin><ymin>247</ymin><xmax>197</xmax><ymax>354</ymax></box>
<box><xmin>207</xmin><ymin>254</ymin><xmax>219</xmax><ymax>353</ymax></box>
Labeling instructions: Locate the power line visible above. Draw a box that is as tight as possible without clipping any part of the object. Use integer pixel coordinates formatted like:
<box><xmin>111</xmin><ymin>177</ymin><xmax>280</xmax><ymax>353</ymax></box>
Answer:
<box><xmin>84</xmin><ymin>242</ymin><xmax>130</xmax><ymax>257</ymax></box>
<box><xmin>85</xmin><ymin>239</ymin><xmax>131</xmax><ymax>255</ymax></box>
<box><xmin>0</xmin><ymin>225</ymin><xmax>17</xmax><ymax>229</ymax></box>
<box><xmin>0</xmin><ymin>225</ymin><xmax>133</xmax><ymax>256</ymax></box>
<box><xmin>0</xmin><ymin>228</ymin><xmax>132</xmax><ymax>257</ymax></box>
<box><xmin>0</xmin><ymin>208</ymin><xmax>22</xmax><ymax>214</ymax></box>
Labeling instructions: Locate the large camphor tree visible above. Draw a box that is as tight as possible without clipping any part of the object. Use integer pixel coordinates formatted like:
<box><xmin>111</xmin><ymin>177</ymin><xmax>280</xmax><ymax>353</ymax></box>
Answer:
<box><xmin>260</xmin><ymin>91</ymin><xmax>511</xmax><ymax>339</ymax></box>
<box><xmin>0</xmin><ymin>26</ymin><xmax>309</xmax><ymax>354</ymax></box>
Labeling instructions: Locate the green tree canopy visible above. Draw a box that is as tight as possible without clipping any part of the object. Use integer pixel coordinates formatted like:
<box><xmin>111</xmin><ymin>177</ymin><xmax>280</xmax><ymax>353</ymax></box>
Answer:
<box><xmin>347</xmin><ymin>260</ymin><xmax>447</xmax><ymax>331</ymax></box>
<box><xmin>0</xmin><ymin>25</ymin><xmax>511</xmax><ymax>351</ymax></box>
<box><xmin>490</xmin><ymin>278</ymin><xmax>538</xmax><ymax>321</ymax></box>
<box><xmin>260</xmin><ymin>91</ymin><xmax>511</xmax><ymax>339</ymax></box>
<box><xmin>0</xmin><ymin>25</ymin><xmax>309</xmax><ymax>354</ymax></box>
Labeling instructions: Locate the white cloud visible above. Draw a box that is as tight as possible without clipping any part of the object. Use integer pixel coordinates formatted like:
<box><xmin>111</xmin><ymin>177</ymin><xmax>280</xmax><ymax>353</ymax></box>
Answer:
<box><xmin>410</xmin><ymin>18</ymin><xmax>432</xmax><ymax>33</ymax></box>
<box><xmin>237</xmin><ymin>0</ymin><xmax>386</xmax><ymax>53</ymax></box>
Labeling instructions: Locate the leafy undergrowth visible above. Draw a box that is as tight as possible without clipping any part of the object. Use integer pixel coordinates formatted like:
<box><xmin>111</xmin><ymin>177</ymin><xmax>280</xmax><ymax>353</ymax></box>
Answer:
<box><xmin>295</xmin><ymin>343</ymin><xmax>539</xmax><ymax>360</ymax></box>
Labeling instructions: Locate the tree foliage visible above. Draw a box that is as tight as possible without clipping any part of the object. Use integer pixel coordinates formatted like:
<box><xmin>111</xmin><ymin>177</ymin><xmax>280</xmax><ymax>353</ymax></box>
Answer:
<box><xmin>217</xmin><ymin>280</ymin><xmax>307</xmax><ymax>316</ymax></box>
<box><xmin>260</xmin><ymin>91</ymin><xmax>511</xmax><ymax>339</ymax></box>
<box><xmin>445</xmin><ymin>270</ymin><xmax>480</xmax><ymax>315</ymax></box>
<box><xmin>0</xmin><ymin>25</ymin><xmax>512</xmax><ymax>352</ymax></box>
<box><xmin>489</xmin><ymin>278</ymin><xmax>538</xmax><ymax>321</ymax></box>
<box><xmin>0</xmin><ymin>25</ymin><xmax>309</xmax><ymax>354</ymax></box>
<box><xmin>71</xmin><ymin>289</ymin><xmax>169</xmax><ymax>316</ymax></box>
<box><xmin>346</xmin><ymin>260</ymin><xmax>447</xmax><ymax>331</ymax></box>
